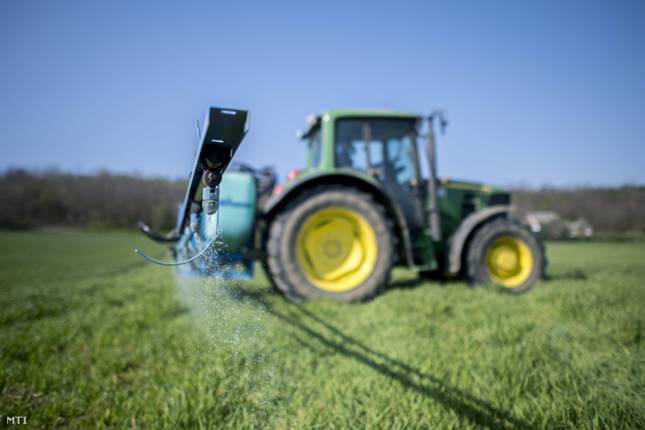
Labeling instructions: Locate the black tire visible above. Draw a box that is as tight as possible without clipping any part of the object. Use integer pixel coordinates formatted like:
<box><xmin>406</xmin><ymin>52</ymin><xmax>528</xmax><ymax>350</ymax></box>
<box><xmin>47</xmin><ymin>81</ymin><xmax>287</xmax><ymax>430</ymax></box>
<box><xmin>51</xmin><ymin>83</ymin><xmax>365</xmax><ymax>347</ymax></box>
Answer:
<box><xmin>465</xmin><ymin>217</ymin><xmax>545</xmax><ymax>294</ymax></box>
<box><xmin>260</xmin><ymin>259</ymin><xmax>281</xmax><ymax>294</ymax></box>
<box><xmin>266</xmin><ymin>186</ymin><xmax>395</xmax><ymax>303</ymax></box>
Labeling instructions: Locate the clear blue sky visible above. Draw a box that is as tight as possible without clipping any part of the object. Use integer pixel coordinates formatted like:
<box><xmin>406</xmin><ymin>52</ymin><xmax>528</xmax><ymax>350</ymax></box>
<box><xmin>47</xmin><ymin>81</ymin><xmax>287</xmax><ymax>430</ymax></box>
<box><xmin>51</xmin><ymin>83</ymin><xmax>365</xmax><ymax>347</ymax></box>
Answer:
<box><xmin>1</xmin><ymin>0</ymin><xmax>644</xmax><ymax>187</ymax></box>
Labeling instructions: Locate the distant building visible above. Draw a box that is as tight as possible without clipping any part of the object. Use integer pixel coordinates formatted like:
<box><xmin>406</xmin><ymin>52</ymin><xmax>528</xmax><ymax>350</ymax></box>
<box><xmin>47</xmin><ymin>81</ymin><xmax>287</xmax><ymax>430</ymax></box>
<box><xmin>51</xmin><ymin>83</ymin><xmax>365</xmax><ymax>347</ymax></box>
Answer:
<box><xmin>524</xmin><ymin>211</ymin><xmax>593</xmax><ymax>240</ymax></box>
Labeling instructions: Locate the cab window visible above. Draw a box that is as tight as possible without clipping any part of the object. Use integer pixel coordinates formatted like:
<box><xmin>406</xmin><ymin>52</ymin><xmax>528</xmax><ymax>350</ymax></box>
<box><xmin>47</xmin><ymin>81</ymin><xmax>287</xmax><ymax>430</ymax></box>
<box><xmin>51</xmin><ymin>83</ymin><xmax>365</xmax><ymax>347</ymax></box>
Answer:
<box><xmin>335</xmin><ymin>120</ymin><xmax>367</xmax><ymax>170</ymax></box>
<box><xmin>307</xmin><ymin>126</ymin><xmax>322</xmax><ymax>167</ymax></box>
<box><xmin>334</xmin><ymin>118</ymin><xmax>418</xmax><ymax>187</ymax></box>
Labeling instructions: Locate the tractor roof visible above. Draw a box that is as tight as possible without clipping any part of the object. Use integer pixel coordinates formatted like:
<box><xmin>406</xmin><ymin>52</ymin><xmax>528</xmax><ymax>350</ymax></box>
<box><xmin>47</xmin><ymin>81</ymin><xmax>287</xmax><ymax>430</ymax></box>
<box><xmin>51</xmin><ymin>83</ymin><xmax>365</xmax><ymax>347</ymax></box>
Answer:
<box><xmin>300</xmin><ymin>109</ymin><xmax>420</xmax><ymax>138</ymax></box>
<box><xmin>323</xmin><ymin>109</ymin><xmax>420</xmax><ymax>120</ymax></box>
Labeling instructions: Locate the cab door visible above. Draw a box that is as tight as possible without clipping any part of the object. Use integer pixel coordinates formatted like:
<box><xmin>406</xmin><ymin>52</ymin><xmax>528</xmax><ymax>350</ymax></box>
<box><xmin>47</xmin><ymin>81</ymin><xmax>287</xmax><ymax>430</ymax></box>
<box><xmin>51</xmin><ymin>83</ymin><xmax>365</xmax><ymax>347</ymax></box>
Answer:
<box><xmin>334</xmin><ymin>118</ymin><xmax>425</xmax><ymax>230</ymax></box>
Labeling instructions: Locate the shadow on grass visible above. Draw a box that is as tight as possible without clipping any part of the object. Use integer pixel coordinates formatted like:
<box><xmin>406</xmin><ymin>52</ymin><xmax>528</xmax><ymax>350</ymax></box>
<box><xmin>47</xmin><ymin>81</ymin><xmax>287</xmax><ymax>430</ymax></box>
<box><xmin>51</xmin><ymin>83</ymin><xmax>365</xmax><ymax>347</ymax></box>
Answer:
<box><xmin>389</xmin><ymin>268</ymin><xmax>588</xmax><ymax>292</ymax></box>
<box><xmin>543</xmin><ymin>270</ymin><xmax>587</xmax><ymax>281</ymax></box>
<box><xmin>229</xmin><ymin>287</ymin><xmax>533</xmax><ymax>430</ymax></box>
<box><xmin>388</xmin><ymin>272</ymin><xmax>457</xmax><ymax>290</ymax></box>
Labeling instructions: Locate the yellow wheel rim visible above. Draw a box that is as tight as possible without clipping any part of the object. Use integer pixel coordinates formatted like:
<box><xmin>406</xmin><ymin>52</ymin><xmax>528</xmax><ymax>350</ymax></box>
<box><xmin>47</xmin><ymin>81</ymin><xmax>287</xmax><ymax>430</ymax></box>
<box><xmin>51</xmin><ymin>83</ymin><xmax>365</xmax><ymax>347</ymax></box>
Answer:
<box><xmin>484</xmin><ymin>236</ymin><xmax>533</xmax><ymax>288</ymax></box>
<box><xmin>296</xmin><ymin>207</ymin><xmax>377</xmax><ymax>293</ymax></box>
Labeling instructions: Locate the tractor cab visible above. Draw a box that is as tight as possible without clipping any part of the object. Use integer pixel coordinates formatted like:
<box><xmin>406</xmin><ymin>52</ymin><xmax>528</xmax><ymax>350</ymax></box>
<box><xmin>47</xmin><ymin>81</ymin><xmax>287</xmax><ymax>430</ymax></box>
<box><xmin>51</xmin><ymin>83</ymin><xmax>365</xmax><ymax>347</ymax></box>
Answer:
<box><xmin>300</xmin><ymin>111</ymin><xmax>426</xmax><ymax>230</ymax></box>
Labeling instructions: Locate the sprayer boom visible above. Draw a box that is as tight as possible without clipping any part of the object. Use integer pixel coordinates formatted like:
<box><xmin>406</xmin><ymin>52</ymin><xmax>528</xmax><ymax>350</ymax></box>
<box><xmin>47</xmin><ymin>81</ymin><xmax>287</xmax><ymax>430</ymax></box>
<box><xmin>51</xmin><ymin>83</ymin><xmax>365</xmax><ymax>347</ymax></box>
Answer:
<box><xmin>135</xmin><ymin>107</ymin><xmax>249</xmax><ymax>267</ymax></box>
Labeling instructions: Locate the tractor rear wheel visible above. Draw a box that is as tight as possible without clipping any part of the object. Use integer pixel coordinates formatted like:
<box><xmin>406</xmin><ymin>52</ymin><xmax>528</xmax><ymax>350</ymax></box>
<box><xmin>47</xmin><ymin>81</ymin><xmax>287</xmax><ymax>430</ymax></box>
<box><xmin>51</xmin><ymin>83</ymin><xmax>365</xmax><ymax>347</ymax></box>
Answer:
<box><xmin>266</xmin><ymin>186</ymin><xmax>394</xmax><ymax>303</ymax></box>
<box><xmin>465</xmin><ymin>218</ymin><xmax>545</xmax><ymax>293</ymax></box>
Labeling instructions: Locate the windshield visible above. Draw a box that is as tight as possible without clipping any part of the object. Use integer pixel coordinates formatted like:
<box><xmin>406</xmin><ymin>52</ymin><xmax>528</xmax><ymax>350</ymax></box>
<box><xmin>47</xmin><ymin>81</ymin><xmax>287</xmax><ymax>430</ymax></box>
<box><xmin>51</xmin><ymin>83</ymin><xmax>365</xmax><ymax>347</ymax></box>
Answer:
<box><xmin>335</xmin><ymin>118</ymin><xmax>418</xmax><ymax>186</ymax></box>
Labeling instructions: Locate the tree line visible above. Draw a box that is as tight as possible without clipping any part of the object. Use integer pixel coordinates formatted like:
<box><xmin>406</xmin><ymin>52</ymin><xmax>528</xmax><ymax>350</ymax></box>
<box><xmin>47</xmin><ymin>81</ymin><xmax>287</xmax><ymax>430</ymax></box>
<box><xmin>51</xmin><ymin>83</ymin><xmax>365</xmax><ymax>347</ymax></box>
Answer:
<box><xmin>1</xmin><ymin>169</ymin><xmax>644</xmax><ymax>236</ymax></box>
<box><xmin>0</xmin><ymin>169</ymin><xmax>185</xmax><ymax>231</ymax></box>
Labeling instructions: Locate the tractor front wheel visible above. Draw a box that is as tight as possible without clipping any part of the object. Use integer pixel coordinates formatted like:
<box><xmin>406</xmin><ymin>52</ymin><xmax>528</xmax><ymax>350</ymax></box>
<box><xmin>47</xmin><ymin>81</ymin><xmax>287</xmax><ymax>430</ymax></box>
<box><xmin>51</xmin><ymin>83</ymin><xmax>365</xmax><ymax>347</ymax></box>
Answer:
<box><xmin>266</xmin><ymin>186</ymin><xmax>394</xmax><ymax>303</ymax></box>
<box><xmin>465</xmin><ymin>218</ymin><xmax>545</xmax><ymax>293</ymax></box>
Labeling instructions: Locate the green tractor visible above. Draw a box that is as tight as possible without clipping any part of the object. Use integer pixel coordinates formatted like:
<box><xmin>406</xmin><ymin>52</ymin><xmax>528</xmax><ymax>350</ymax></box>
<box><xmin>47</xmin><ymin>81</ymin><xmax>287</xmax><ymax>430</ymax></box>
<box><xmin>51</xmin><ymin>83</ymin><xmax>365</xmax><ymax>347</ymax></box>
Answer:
<box><xmin>258</xmin><ymin>109</ymin><xmax>545</xmax><ymax>302</ymax></box>
<box><xmin>138</xmin><ymin>107</ymin><xmax>546</xmax><ymax>303</ymax></box>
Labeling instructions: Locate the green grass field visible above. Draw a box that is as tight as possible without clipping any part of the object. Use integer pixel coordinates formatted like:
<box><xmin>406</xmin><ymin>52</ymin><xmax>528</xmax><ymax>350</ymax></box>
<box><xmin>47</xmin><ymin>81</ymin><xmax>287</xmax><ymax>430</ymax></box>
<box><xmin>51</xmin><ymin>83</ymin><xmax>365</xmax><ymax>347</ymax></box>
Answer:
<box><xmin>0</xmin><ymin>231</ymin><xmax>643</xmax><ymax>429</ymax></box>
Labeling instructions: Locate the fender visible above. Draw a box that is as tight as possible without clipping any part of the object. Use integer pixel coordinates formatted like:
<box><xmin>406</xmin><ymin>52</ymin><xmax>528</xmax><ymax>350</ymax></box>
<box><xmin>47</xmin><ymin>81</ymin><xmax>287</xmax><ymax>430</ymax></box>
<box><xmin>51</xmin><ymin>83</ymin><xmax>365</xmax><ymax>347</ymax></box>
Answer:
<box><xmin>447</xmin><ymin>205</ymin><xmax>512</xmax><ymax>274</ymax></box>
<box><xmin>262</xmin><ymin>170</ymin><xmax>415</xmax><ymax>267</ymax></box>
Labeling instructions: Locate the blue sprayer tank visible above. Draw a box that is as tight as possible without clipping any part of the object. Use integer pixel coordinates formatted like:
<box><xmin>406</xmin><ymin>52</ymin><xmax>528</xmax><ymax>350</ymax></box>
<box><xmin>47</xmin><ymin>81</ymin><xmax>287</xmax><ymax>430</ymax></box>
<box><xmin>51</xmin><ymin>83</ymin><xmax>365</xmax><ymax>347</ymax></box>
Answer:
<box><xmin>217</xmin><ymin>170</ymin><xmax>257</xmax><ymax>250</ymax></box>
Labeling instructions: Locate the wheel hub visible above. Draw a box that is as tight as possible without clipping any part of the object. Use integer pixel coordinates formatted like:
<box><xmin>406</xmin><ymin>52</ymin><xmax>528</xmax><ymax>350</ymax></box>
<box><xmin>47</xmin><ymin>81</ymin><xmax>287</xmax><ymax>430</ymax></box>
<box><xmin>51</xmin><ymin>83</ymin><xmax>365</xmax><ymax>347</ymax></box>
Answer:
<box><xmin>296</xmin><ymin>207</ymin><xmax>377</xmax><ymax>292</ymax></box>
<box><xmin>491</xmin><ymin>246</ymin><xmax>519</xmax><ymax>273</ymax></box>
<box><xmin>485</xmin><ymin>236</ymin><xmax>534</xmax><ymax>288</ymax></box>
